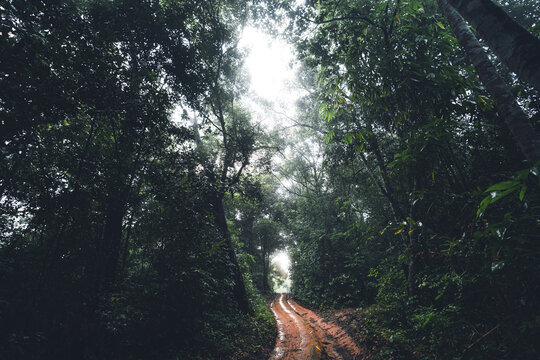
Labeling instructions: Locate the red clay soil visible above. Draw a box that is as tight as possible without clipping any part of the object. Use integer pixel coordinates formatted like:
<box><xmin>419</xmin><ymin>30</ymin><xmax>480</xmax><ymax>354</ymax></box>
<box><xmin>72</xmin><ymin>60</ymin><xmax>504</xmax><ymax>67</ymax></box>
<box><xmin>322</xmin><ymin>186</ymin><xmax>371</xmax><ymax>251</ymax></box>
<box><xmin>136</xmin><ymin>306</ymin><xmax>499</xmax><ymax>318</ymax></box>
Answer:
<box><xmin>269</xmin><ymin>294</ymin><xmax>362</xmax><ymax>360</ymax></box>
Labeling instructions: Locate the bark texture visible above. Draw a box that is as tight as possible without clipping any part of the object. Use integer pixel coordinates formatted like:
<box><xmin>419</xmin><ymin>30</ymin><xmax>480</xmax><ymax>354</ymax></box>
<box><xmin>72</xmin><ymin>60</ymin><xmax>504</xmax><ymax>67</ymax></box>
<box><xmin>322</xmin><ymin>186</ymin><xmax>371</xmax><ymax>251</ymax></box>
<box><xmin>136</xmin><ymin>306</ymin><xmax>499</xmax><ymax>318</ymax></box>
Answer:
<box><xmin>438</xmin><ymin>0</ymin><xmax>540</xmax><ymax>162</ymax></box>
<box><xmin>213</xmin><ymin>196</ymin><xmax>251</xmax><ymax>314</ymax></box>
<box><xmin>101</xmin><ymin>198</ymin><xmax>127</xmax><ymax>287</ymax></box>
<box><xmin>447</xmin><ymin>0</ymin><xmax>540</xmax><ymax>91</ymax></box>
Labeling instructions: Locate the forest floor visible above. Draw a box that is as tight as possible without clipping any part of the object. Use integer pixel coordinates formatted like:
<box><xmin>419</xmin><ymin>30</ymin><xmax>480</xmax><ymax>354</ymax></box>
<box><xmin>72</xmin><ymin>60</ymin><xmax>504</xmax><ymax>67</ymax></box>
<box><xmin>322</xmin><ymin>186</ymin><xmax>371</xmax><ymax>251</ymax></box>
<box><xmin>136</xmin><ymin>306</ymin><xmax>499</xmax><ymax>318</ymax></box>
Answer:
<box><xmin>269</xmin><ymin>294</ymin><xmax>364</xmax><ymax>360</ymax></box>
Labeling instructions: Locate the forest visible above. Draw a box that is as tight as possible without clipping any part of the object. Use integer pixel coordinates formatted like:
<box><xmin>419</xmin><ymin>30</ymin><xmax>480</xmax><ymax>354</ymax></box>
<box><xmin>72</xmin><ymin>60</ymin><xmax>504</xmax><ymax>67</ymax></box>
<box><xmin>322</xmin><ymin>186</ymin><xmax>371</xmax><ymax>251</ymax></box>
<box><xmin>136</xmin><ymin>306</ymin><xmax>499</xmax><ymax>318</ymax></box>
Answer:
<box><xmin>0</xmin><ymin>0</ymin><xmax>539</xmax><ymax>359</ymax></box>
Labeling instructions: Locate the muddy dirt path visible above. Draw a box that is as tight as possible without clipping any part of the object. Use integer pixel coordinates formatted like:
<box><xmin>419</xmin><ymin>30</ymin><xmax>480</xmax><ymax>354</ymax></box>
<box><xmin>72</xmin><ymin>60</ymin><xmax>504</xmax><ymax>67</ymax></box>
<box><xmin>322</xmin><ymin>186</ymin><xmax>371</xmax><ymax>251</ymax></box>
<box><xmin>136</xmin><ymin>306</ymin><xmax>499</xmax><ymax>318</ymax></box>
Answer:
<box><xmin>269</xmin><ymin>294</ymin><xmax>361</xmax><ymax>360</ymax></box>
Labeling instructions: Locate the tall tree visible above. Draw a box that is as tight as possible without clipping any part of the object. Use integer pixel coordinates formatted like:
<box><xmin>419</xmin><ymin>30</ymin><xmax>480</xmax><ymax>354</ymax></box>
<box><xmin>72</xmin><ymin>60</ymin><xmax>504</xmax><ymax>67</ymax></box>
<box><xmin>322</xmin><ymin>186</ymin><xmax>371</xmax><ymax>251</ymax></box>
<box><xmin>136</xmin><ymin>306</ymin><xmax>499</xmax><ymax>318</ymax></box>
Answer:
<box><xmin>446</xmin><ymin>0</ymin><xmax>540</xmax><ymax>91</ymax></box>
<box><xmin>438</xmin><ymin>0</ymin><xmax>540</xmax><ymax>161</ymax></box>
<box><xmin>285</xmin><ymin>1</ymin><xmax>540</xmax><ymax>357</ymax></box>
<box><xmin>0</xmin><ymin>1</ymin><xmax>278</xmax><ymax>358</ymax></box>
<box><xmin>190</xmin><ymin>1</ymin><xmax>277</xmax><ymax>310</ymax></box>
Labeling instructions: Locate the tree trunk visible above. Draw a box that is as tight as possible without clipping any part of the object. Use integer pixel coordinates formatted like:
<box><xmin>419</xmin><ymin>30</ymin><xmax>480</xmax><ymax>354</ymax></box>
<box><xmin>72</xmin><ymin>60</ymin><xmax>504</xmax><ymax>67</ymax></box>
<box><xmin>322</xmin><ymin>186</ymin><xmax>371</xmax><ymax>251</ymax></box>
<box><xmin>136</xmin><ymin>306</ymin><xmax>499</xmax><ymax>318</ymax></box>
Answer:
<box><xmin>213</xmin><ymin>196</ymin><xmax>251</xmax><ymax>313</ymax></box>
<box><xmin>261</xmin><ymin>237</ymin><xmax>269</xmax><ymax>293</ymax></box>
<box><xmin>357</xmin><ymin>140</ymin><xmax>419</xmax><ymax>295</ymax></box>
<box><xmin>262</xmin><ymin>254</ymin><xmax>269</xmax><ymax>293</ymax></box>
<box><xmin>438</xmin><ymin>0</ymin><xmax>540</xmax><ymax>162</ymax></box>
<box><xmin>101</xmin><ymin>197</ymin><xmax>127</xmax><ymax>289</ymax></box>
<box><xmin>446</xmin><ymin>0</ymin><xmax>540</xmax><ymax>91</ymax></box>
<box><xmin>358</xmin><ymin>151</ymin><xmax>404</xmax><ymax>222</ymax></box>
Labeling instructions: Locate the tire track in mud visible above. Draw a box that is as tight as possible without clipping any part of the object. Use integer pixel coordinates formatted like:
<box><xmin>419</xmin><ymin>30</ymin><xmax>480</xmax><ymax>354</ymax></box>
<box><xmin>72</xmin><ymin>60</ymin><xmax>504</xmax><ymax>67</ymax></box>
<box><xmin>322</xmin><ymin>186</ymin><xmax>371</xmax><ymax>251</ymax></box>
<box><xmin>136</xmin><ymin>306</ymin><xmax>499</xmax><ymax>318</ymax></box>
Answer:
<box><xmin>269</xmin><ymin>294</ymin><xmax>322</xmax><ymax>359</ymax></box>
<box><xmin>269</xmin><ymin>294</ymin><xmax>361</xmax><ymax>360</ymax></box>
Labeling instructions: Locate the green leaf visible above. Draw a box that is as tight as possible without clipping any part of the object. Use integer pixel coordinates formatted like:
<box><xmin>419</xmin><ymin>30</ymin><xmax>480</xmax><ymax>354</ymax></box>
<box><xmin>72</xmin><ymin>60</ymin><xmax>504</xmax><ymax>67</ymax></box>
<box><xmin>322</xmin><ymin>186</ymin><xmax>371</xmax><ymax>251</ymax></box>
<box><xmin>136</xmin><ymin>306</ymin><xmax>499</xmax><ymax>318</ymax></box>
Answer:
<box><xmin>519</xmin><ymin>185</ymin><xmax>527</xmax><ymax>201</ymax></box>
<box><xmin>406</xmin><ymin>217</ymin><xmax>417</xmax><ymax>226</ymax></box>
<box><xmin>436</xmin><ymin>21</ymin><xmax>445</xmax><ymax>30</ymax></box>
<box><xmin>478</xmin><ymin>194</ymin><xmax>494</xmax><ymax>217</ymax></box>
<box><xmin>343</xmin><ymin>133</ymin><xmax>356</xmax><ymax>145</ymax></box>
<box><xmin>485</xmin><ymin>181</ymin><xmax>518</xmax><ymax>192</ymax></box>
<box><xmin>326</xmin><ymin>130</ymin><xmax>335</xmax><ymax>142</ymax></box>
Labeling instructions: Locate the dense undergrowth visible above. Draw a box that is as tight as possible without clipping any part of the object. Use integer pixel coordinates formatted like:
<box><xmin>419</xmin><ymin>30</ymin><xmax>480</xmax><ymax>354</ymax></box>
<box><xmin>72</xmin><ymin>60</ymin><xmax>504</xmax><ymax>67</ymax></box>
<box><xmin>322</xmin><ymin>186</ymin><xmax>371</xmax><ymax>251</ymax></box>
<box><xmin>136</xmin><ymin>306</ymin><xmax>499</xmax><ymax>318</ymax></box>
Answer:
<box><xmin>285</xmin><ymin>0</ymin><xmax>540</xmax><ymax>359</ymax></box>
<box><xmin>291</xmin><ymin>175</ymin><xmax>540</xmax><ymax>359</ymax></box>
<box><xmin>1</xmin><ymin>0</ymin><xmax>278</xmax><ymax>359</ymax></box>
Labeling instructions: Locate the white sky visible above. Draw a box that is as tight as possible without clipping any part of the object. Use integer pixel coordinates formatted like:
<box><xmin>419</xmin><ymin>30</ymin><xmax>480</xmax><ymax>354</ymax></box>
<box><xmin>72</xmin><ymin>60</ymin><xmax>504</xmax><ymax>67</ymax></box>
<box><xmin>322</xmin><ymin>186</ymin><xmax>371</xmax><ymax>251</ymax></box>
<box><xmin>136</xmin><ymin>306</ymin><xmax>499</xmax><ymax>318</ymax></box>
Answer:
<box><xmin>170</xmin><ymin>26</ymin><xmax>301</xmax><ymax>128</ymax></box>
<box><xmin>271</xmin><ymin>250</ymin><xmax>291</xmax><ymax>272</ymax></box>
<box><xmin>239</xmin><ymin>27</ymin><xmax>295</xmax><ymax>100</ymax></box>
<box><xmin>239</xmin><ymin>26</ymin><xmax>303</xmax><ymax>131</ymax></box>
<box><xmin>271</xmin><ymin>250</ymin><xmax>292</xmax><ymax>293</ymax></box>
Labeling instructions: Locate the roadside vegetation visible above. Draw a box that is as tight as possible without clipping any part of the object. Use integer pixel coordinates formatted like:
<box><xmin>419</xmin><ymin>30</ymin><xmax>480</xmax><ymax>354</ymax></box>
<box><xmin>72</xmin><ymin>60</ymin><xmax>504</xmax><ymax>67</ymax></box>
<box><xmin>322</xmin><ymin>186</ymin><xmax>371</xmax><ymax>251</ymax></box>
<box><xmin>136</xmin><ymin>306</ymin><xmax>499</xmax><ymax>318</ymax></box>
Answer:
<box><xmin>283</xmin><ymin>1</ymin><xmax>540</xmax><ymax>358</ymax></box>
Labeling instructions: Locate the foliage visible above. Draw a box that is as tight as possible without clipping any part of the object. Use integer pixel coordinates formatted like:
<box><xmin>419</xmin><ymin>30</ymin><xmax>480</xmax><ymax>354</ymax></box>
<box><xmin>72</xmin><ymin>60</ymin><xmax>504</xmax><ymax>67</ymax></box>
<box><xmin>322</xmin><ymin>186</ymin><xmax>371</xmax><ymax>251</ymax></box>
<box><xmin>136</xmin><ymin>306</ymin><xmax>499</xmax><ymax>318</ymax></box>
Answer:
<box><xmin>2</xmin><ymin>0</ymin><xmax>540</xmax><ymax>359</ymax></box>
<box><xmin>281</xmin><ymin>0</ymin><xmax>540</xmax><ymax>358</ymax></box>
<box><xmin>0</xmin><ymin>0</ymin><xmax>277</xmax><ymax>358</ymax></box>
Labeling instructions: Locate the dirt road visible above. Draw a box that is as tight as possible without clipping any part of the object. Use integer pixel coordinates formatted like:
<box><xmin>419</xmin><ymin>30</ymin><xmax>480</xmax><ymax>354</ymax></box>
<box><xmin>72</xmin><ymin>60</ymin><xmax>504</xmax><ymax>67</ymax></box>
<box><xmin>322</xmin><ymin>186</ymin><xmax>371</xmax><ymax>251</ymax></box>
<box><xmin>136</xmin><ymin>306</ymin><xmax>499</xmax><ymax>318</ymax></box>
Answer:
<box><xmin>269</xmin><ymin>294</ymin><xmax>362</xmax><ymax>360</ymax></box>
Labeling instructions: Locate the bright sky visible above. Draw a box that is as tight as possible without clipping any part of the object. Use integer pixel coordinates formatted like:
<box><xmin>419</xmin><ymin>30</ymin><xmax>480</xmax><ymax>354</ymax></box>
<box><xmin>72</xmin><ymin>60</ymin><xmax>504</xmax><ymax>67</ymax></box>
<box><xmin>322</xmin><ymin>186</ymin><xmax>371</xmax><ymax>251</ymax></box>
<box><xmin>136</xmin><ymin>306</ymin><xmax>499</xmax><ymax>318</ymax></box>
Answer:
<box><xmin>271</xmin><ymin>250</ymin><xmax>292</xmax><ymax>293</ymax></box>
<box><xmin>271</xmin><ymin>250</ymin><xmax>291</xmax><ymax>273</ymax></box>
<box><xmin>239</xmin><ymin>26</ymin><xmax>302</xmax><ymax>130</ymax></box>
<box><xmin>171</xmin><ymin>26</ymin><xmax>300</xmax><ymax>128</ymax></box>
<box><xmin>239</xmin><ymin>27</ymin><xmax>295</xmax><ymax>99</ymax></box>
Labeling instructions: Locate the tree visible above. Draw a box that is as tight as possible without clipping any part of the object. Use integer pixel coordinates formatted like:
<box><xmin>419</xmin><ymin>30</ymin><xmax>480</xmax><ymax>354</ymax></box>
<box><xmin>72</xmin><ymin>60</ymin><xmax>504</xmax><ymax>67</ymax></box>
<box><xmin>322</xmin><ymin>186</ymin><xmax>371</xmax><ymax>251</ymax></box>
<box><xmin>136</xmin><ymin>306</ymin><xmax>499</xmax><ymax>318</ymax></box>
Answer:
<box><xmin>437</xmin><ymin>0</ymin><xmax>540</xmax><ymax>162</ymax></box>
<box><xmin>0</xmin><ymin>1</ymin><xmax>278</xmax><ymax>357</ymax></box>
<box><xmin>254</xmin><ymin>218</ymin><xmax>281</xmax><ymax>292</ymax></box>
<box><xmin>188</xmin><ymin>1</ymin><xmax>281</xmax><ymax>312</ymax></box>
<box><xmin>284</xmin><ymin>0</ymin><xmax>540</xmax><ymax>357</ymax></box>
<box><xmin>446</xmin><ymin>0</ymin><xmax>540</xmax><ymax>91</ymax></box>
<box><xmin>228</xmin><ymin>177</ymin><xmax>285</xmax><ymax>293</ymax></box>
